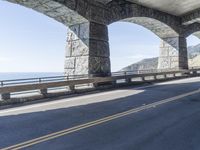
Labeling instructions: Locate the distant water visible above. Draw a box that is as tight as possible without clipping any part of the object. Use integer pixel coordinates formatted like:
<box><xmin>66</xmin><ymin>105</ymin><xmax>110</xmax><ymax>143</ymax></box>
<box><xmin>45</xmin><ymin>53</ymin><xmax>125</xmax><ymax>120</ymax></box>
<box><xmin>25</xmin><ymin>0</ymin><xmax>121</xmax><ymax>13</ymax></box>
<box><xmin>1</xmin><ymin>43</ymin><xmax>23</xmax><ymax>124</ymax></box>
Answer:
<box><xmin>0</xmin><ymin>72</ymin><xmax>64</xmax><ymax>81</ymax></box>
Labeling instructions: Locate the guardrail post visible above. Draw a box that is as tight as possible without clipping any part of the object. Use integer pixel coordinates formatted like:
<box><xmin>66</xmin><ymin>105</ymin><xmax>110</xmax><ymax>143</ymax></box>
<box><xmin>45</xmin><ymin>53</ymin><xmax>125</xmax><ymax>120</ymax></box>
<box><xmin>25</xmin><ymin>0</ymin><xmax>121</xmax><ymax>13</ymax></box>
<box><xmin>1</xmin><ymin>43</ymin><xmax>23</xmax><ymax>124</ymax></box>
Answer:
<box><xmin>141</xmin><ymin>77</ymin><xmax>145</xmax><ymax>81</ymax></box>
<box><xmin>40</xmin><ymin>89</ymin><xmax>48</xmax><ymax>97</ymax></box>
<box><xmin>112</xmin><ymin>80</ymin><xmax>116</xmax><ymax>86</ymax></box>
<box><xmin>126</xmin><ymin>78</ymin><xmax>132</xmax><ymax>83</ymax></box>
<box><xmin>0</xmin><ymin>93</ymin><xmax>10</xmax><ymax>100</ymax></box>
<box><xmin>92</xmin><ymin>83</ymin><xmax>98</xmax><ymax>88</ymax></box>
<box><xmin>153</xmin><ymin>75</ymin><xmax>157</xmax><ymax>80</ymax></box>
<box><xmin>69</xmin><ymin>85</ymin><xmax>75</xmax><ymax>92</ymax></box>
<box><xmin>1</xmin><ymin>81</ymin><xmax>3</xmax><ymax>87</ymax></box>
<box><xmin>192</xmin><ymin>71</ymin><xmax>198</xmax><ymax>77</ymax></box>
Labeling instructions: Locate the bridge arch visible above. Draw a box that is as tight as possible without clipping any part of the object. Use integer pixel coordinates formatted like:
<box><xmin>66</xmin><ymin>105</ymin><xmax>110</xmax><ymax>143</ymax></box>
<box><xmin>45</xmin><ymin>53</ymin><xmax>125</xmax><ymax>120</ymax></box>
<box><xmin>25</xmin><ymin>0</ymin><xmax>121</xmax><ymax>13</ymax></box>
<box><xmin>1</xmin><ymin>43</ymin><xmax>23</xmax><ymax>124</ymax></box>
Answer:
<box><xmin>108</xmin><ymin>22</ymin><xmax>160</xmax><ymax>72</ymax></box>
<box><xmin>3</xmin><ymin>0</ymin><xmax>190</xmax><ymax>76</ymax></box>
<box><xmin>0</xmin><ymin>1</ymin><xmax>70</xmax><ymax>73</ymax></box>
<box><xmin>107</xmin><ymin>1</ymin><xmax>180</xmax><ymax>38</ymax></box>
<box><xmin>107</xmin><ymin>1</ymin><xmax>188</xmax><ymax>70</ymax></box>
<box><xmin>184</xmin><ymin>24</ymin><xmax>200</xmax><ymax>68</ymax></box>
<box><xmin>122</xmin><ymin>17</ymin><xmax>178</xmax><ymax>39</ymax></box>
<box><xmin>5</xmin><ymin>0</ymin><xmax>103</xmax><ymax>75</ymax></box>
<box><xmin>183</xmin><ymin>23</ymin><xmax>200</xmax><ymax>40</ymax></box>
<box><xmin>5</xmin><ymin>0</ymin><xmax>88</xmax><ymax>26</ymax></box>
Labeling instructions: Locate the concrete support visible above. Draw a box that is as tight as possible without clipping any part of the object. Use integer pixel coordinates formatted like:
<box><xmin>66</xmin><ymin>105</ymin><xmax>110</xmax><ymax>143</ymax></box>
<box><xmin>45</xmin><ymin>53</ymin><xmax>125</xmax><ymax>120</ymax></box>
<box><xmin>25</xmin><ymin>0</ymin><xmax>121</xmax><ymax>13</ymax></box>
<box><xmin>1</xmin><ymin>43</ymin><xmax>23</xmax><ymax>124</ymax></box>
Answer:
<box><xmin>158</xmin><ymin>37</ymin><xmax>188</xmax><ymax>70</ymax></box>
<box><xmin>65</xmin><ymin>22</ymin><xmax>111</xmax><ymax>77</ymax></box>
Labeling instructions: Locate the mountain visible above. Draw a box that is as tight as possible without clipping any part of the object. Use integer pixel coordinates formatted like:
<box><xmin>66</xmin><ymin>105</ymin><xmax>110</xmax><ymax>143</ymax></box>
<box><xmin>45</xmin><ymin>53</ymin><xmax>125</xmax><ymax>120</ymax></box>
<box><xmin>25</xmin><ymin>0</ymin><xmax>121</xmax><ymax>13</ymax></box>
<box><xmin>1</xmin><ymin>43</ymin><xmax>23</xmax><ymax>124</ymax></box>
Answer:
<box><xmin>188</xmin><ymin>44</ymin><xmax>200</xmax><ymax>59</ymax></box>
<box><xmin>121</xmin><ymin>57</ymin><xmax>158</xmax><ymax>72</ymax></box>
<box><xmin>189</xmin><ymin>55</ymin><xmax>200</xmax><ymax>67</ymax></box>
<box><xmin>121</xmin><ymin>44</ymin><xmax>200</xmax><ymax>71</ymax></box>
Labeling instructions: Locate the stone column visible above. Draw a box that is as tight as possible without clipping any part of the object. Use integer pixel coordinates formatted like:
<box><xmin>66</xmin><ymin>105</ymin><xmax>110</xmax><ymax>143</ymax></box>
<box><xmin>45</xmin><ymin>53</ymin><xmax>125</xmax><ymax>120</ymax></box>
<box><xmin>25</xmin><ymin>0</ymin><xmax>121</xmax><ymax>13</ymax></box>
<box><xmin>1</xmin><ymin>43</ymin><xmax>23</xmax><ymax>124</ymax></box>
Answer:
<box><xmin>158</xmin><ymin>37</ymin><xmax>188</xmax><ymax>70</ymax></box>
<box><xmin>65</xmin><ymin>22</ymin><xmax>111</xmax><ymax>77</ymax></box>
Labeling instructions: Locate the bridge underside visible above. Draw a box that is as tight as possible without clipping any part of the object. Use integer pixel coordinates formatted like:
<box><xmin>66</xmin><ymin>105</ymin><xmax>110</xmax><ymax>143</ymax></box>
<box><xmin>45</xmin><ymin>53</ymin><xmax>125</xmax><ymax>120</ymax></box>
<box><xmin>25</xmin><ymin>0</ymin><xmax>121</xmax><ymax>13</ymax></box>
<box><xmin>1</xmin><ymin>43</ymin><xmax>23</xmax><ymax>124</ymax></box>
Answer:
<box><xmin>4</xmin><ymin>0</ymin><xmax>200</xmax><ymax>76</ymax></box>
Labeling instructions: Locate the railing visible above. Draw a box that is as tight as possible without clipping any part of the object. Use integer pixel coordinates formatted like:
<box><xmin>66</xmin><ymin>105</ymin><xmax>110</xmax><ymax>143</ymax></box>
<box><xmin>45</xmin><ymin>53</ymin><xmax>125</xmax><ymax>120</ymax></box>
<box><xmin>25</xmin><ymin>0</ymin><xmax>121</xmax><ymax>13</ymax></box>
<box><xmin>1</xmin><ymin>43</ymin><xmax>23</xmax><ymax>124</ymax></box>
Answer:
<box><xmin>0</xmin><ymin>74</ymin><xmax>90</xmax><ymax>87</ymax></box>
<box><xmin>111</xmin><ymin>68</ymin><xmax>180</xmax><ymax>76</ymax></box>
<box><xmin>0</xmin><ymin>68</ymin><xmax>200</xmax><ymax>100</ymax></box>
<box><xmin>0</xmin><ymin>69</ymin><xmax>179</xmax><ymax>87</ymax></box>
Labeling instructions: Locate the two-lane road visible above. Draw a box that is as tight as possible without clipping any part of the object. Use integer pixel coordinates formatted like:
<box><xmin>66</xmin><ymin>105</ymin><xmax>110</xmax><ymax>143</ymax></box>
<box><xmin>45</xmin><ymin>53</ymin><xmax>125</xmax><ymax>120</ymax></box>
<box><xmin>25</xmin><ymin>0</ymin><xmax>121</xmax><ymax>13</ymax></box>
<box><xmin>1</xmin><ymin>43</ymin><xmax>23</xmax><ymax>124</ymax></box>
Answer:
<box><xmin>1</xmin><ymin>77</ymin><xmax>200</xmax><ymax>150</ymax></box>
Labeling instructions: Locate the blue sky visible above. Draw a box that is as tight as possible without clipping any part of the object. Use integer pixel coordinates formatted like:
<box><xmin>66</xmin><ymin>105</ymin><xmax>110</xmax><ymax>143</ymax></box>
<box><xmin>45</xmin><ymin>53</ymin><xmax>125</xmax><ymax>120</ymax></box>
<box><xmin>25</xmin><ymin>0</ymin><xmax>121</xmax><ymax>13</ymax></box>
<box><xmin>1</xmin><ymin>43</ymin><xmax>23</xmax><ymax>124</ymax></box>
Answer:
<box><xmin>0</xmin><ymin>1</ymin><xmax>199</xmax><ymax>72</ymax></box>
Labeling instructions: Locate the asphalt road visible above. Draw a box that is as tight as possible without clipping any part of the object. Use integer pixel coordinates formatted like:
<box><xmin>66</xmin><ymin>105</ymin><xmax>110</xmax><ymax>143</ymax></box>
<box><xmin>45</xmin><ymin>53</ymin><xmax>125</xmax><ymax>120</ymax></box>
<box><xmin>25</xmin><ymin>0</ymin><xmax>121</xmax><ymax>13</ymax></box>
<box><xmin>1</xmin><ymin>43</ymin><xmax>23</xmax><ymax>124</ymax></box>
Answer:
<box><xmin>1</xmin><ymin>77</ymin><xmax>200</xmax><ymax>150</ymax></box>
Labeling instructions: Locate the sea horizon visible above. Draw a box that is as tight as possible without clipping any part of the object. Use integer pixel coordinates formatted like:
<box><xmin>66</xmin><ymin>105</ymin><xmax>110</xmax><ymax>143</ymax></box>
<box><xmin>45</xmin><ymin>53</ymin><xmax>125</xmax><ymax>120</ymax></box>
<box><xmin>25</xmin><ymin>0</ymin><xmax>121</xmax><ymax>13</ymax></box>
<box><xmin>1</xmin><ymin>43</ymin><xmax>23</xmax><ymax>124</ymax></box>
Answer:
<box><xmin>0</xmin><ymin>72</ymin><xmax>64</xmax><ymax>80</ymax></box>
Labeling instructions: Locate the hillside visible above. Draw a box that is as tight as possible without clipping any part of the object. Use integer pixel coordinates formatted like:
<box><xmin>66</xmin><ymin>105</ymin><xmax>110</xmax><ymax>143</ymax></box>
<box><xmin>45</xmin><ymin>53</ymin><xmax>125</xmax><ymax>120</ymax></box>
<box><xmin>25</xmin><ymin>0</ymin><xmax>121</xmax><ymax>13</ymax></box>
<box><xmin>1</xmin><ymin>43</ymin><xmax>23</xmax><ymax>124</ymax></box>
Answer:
<box><xmin>121</xmin><ymin>44</ymin><xmax>200</xmax><ymax>71</ymax></box>
<box><xmin>188</xmin><ymin>44</ymin><xmax>200</xmax><ymax>59</ymax></box>
<box><xmin>121</xmin><ymin>57</ymin><xmax>158</xmax><ymax>72</ymax></box>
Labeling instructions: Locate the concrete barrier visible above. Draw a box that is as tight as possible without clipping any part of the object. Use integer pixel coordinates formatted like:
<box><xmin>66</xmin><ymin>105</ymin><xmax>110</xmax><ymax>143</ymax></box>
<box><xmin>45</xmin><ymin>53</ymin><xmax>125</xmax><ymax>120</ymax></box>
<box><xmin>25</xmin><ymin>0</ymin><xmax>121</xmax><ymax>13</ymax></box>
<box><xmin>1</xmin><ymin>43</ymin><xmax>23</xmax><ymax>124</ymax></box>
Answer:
<box><xmin>0</xmin><ymin>69</ymin><xmax>199</xmax><ymax>101</ymax></box>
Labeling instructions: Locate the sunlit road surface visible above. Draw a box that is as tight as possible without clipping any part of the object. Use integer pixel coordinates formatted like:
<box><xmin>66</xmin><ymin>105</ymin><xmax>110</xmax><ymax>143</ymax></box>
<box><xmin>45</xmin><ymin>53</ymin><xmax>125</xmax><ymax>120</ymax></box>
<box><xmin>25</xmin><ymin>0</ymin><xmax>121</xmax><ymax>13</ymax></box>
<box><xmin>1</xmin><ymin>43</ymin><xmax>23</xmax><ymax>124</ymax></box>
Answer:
<box><xmin>1</xmin><ymin>77</ymin><xmax>200</xmax><ymax>150</ymax></box>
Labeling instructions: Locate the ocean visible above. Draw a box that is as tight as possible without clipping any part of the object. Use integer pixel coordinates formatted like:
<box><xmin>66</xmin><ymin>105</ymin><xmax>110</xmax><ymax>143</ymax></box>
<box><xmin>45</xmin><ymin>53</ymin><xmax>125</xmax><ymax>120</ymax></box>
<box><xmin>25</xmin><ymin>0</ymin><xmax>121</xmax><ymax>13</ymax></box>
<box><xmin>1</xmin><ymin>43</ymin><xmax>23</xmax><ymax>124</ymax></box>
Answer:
<box><xmin>0</xmin><ymin>72</ymin><xmax>64</xmax><ymax>81</ymax></box>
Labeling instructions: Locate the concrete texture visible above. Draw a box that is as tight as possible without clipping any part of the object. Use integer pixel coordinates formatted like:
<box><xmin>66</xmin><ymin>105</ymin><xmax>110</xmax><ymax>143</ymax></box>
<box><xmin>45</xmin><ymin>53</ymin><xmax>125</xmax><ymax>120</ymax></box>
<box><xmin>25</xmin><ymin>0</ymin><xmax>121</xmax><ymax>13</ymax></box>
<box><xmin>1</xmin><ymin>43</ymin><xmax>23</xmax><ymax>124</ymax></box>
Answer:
<box><xmin>65</xmin><ymin>22</ymin><xmax>111</xmax><ymax>76</ymax></box>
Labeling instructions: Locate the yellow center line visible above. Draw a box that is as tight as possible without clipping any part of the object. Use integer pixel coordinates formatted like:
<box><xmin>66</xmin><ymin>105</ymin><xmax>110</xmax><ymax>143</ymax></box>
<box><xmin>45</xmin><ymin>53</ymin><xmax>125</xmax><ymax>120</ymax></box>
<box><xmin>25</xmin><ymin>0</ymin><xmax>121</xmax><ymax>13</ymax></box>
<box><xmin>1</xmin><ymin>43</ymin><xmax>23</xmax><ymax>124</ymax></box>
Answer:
<box><xmin>1</xmin><ymin>89</ymin><xmax>200</xmax><ymax>150</ymax></box>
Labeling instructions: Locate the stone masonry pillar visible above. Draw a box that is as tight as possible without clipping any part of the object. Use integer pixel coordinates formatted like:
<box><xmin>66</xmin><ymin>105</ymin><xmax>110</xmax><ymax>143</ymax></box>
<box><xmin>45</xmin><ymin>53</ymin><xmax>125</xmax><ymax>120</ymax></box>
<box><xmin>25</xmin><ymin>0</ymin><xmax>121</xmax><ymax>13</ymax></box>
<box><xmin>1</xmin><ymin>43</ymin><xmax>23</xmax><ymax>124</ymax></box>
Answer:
<box><xmin>158</xmin><ymin>36</ymin><xmax>188</xmax><ymax>70</ymax></box>
<box><xmin>65</xmin><ymin>22</ymin><xmax>111</xmax><ymax>77</ymax></box>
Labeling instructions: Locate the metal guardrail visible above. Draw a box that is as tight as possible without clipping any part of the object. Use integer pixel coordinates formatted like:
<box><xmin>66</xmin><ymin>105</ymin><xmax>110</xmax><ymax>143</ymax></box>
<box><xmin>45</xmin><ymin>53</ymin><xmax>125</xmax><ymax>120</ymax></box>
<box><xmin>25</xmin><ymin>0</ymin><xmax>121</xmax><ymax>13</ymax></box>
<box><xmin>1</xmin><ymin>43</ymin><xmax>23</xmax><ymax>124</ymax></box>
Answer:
<box><xmin>0</xmin><ymin>68</ymin><xmax>200</xmax><ymax>100</ymax></box>
<box><xmin>0</xmin><ymin>74</ymin><xmax>89</xmax><ymax>87</ymax></box>
<box><xmin>0</xmin><ymin>69</ymin><xmax>178</xmax><ymax>87</ymax></box>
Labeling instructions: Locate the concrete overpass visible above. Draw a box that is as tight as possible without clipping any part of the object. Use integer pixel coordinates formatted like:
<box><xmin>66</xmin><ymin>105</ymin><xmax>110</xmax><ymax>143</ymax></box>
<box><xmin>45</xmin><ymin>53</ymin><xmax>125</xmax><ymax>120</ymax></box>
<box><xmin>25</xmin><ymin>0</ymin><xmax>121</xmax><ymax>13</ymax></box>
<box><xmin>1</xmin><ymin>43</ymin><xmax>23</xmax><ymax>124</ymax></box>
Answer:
<box><xmin>5</xmin><ymin>0</ymin><xmax>200</xmax><ymax>76</ymax></box>
<box><xmin>2</xmin><ymin>1</ymin><xmax>200</xmax><ymax>149</ymax></box>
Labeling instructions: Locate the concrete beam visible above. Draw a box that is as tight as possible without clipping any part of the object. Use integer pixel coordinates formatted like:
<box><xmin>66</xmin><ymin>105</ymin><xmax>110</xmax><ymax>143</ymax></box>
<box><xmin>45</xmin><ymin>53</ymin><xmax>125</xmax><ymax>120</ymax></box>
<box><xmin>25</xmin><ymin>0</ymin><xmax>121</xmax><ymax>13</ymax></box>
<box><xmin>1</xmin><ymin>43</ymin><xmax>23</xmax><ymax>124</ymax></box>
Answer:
<box><xmin>182</xmin><ymin>23</ymin><xmax>200</xmax><ymax>38</ymax></box>
<box><xmin>182</xmin><ymin>9</ymin><xmax>200</xmax><ymax>25</ymax></box>
<box><xmin>107</xmin><ymin>1</ymin><xmax>181</xmax><ymax>38</ymax></box>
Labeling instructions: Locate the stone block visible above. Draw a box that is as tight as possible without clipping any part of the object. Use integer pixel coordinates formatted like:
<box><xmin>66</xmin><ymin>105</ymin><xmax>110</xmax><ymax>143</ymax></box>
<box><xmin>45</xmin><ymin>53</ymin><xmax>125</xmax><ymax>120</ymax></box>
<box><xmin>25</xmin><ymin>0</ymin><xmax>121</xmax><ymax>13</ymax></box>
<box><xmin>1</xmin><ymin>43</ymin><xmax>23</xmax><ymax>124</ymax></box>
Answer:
<box><xmin>89</xmin><ymin>57</ymin><xmax>111</xmax><ymax>76</ymax></box>
<box><xmin>65</xmin><ymin>57</ymin><xmax>75</xmax><ymax>69</ymax></box>
<box><xmin>67</xmin><ymin>23</ymin><xmax>89</xmax><ymax>42</ymax></box>
<box><xmin>75</xmin><ymin>56</ymin><xmax>89</xmax><ymax>75</ymax></box>
<box><xmin>76</xmin><ymin>0</ymin><xmax>90</xmax><ymax>19</ymax></box>
<box><xmin>67</xmin><ymin>26</ymin><xmax>80</xmax><ymax>41</ymax></box>
<box><xmin>90</xmin><ymin>22</ymin><xmax>108</xmax><ymax>41</ymax></box>
<box><xmin>89</xmin><ymin>5</ymin><xmax>106</xmax><ymax>24</ymax></box>
<box><xmin>65</xmin><ymin>69</ymin><xmax>75</xmax><ymax>76</ymax></box>
<box><xmin>89</xmin><ymin>40</ymin><xmax>110</xmax><ymax>57</ymax></box>
<box><xmin>79</xmin><ymin>23</ymin><xmax>90</xmax><ymax>40</ymax></box>
<box><xmin>67</xmin><ymin>39</ymin><xmax>89</xmax><ymax>57</ymax></box>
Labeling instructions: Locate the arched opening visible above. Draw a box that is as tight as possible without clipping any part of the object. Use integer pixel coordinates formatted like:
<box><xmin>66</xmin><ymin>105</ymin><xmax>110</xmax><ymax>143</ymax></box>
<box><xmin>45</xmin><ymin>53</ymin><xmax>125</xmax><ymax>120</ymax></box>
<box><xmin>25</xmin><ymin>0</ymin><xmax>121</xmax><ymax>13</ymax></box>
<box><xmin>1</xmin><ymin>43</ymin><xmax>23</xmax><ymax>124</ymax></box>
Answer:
<box><xmin>108</xmin><ymin>16</ymin><xmax>181</xmax><ymax>73</ymax></box>
<box><xmin>109</xmin><ymin>22</ymin><xmax>160</xmax><ymax>72</ymax></box>
<box><xmin>0</xmin><ymin>1</ymin><xmax>69</xmax><ymax>80</ymax></box>
<box><xmin>187</xmin><ymin>33</ymin><xmax>200</xmax><ymax>68</ymax></box>
<box><xmin>0</xmin><ymin>0</ymin><xmax>90</xmax><ymax>80</ymax></box>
